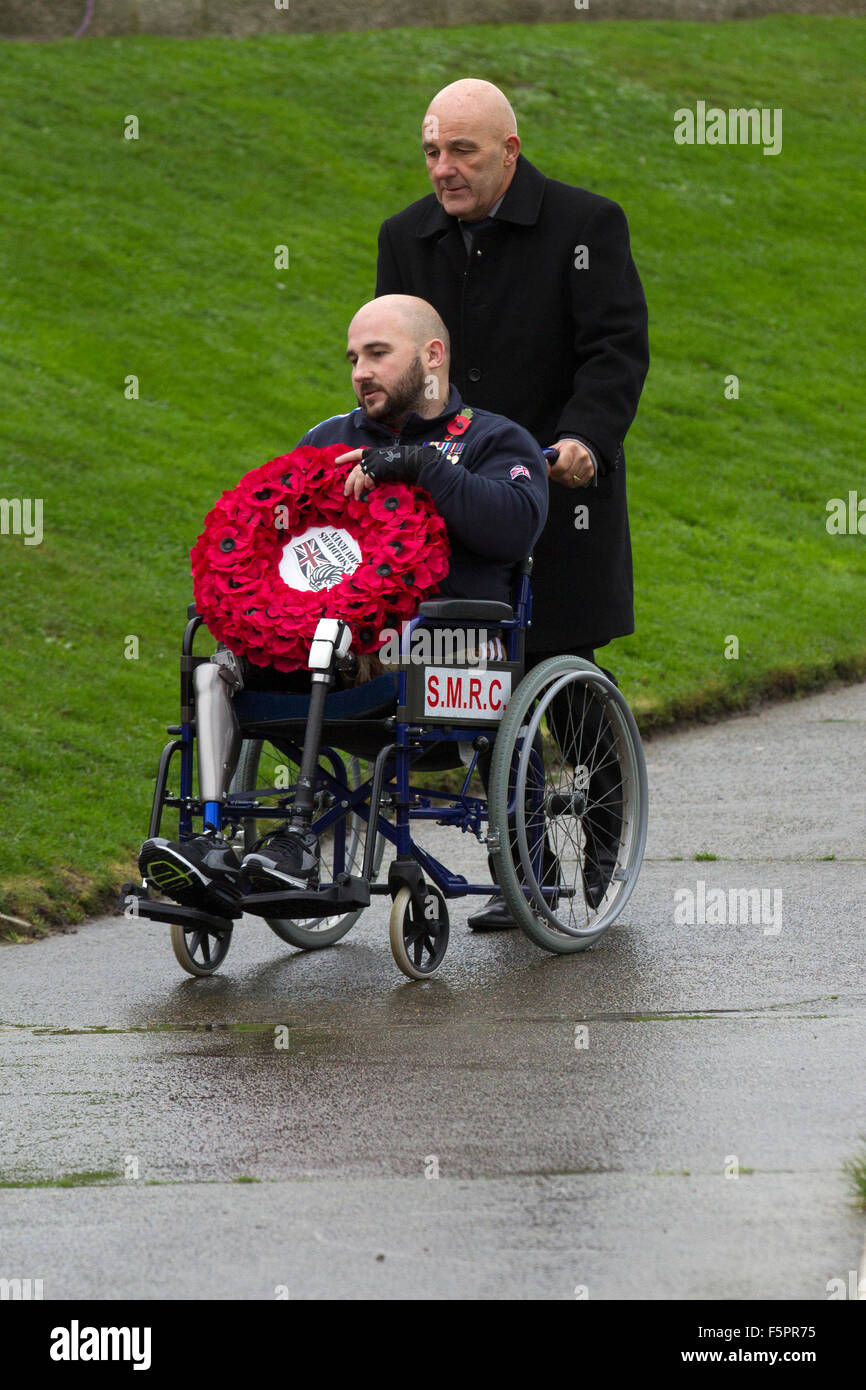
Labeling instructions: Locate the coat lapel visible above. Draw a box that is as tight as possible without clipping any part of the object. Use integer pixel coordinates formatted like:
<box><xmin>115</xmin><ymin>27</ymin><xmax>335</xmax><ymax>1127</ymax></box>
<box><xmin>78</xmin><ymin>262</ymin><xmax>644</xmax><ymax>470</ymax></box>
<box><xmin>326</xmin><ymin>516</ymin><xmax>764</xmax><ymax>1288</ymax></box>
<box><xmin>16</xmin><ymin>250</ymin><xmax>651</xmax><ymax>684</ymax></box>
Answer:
<box><xmin>436</xmin><ymin>222</ymin><xmax>468</xmax><ymax>279</ymax></box>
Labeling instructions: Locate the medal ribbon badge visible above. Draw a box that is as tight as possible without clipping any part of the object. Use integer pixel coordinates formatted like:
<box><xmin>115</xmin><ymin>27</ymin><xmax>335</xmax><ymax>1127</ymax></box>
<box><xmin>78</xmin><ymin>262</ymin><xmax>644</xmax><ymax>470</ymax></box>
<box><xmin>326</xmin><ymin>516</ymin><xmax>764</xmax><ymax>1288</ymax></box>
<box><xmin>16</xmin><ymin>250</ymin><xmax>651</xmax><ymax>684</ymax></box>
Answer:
<box><xmin>423</xmin><ymin>405</ymin><xmax>473</xmax><ymax>465</ymax></box>
<box><xmin>425</xmin><ymin>439</ymin><xmax>466</xmax><ymax>465</ymax></box>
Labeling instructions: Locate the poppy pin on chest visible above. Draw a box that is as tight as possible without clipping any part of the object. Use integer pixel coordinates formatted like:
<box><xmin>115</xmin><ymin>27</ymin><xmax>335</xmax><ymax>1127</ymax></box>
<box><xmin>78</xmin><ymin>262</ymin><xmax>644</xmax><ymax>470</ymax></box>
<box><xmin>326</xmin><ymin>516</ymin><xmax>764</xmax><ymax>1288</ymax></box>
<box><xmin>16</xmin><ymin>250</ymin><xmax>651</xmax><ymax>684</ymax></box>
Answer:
<box><xmin>446</xmin><ymin>407</ymin><xmax>473</xmax><ymax>438</ymax></box>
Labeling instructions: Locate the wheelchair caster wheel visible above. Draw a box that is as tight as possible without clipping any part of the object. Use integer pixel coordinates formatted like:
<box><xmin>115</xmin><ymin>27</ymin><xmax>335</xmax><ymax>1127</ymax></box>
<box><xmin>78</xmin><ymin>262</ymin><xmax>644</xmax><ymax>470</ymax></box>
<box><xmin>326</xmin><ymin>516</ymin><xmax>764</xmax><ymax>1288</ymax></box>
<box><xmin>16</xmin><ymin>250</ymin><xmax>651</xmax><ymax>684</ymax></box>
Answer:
<box><xmin>389</xmin><ymin>886</ymin><xmax>449</xmax><ymax>981</ymax></box>
<box><xmin>170</xmin><ymin>921</ymin><xmax>233</xmax><ymax>977</ymax></box>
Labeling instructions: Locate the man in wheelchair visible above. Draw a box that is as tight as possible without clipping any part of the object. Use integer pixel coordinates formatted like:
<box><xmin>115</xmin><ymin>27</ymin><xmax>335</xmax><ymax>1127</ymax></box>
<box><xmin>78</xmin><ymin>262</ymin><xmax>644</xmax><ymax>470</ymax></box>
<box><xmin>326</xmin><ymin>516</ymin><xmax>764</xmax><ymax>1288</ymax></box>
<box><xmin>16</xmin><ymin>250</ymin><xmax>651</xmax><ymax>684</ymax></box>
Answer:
<box><xmin>138</xmin><ymin>294</ymin><xmax>549</xmax><ymax>916</ymax></box>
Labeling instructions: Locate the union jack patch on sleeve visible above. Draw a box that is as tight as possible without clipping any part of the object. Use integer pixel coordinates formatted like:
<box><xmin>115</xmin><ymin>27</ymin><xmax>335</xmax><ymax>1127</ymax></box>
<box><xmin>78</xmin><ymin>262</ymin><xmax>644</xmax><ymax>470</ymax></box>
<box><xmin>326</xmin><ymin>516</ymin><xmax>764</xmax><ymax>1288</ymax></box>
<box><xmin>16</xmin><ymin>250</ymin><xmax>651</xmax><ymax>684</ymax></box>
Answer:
<box><xmin>510</xmin><ymin>464</ymin><xmax>531</xmax><ymax>481</ymax></box>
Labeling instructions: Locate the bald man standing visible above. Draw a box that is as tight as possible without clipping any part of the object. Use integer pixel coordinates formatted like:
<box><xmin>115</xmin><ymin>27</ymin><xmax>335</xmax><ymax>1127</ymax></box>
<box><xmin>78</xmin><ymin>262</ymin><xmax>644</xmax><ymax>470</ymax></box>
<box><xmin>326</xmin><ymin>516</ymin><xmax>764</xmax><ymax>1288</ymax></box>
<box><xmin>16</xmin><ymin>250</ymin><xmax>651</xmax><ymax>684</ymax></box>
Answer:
<box><xmin>376</xmin><ymin>79</ymin><xmax>649</xmax><ymax>930</ymax></box>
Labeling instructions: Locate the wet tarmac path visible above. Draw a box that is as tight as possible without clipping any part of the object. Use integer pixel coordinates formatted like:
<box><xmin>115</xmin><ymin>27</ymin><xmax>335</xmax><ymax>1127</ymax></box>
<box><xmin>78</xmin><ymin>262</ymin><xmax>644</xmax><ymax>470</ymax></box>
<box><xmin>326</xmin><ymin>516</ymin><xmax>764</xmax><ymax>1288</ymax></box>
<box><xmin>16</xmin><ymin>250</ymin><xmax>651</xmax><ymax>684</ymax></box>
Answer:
<box><xmin>1</xmin><ymin>683</ymin><xmax>864</xmax><ymax>1298</ymax></box>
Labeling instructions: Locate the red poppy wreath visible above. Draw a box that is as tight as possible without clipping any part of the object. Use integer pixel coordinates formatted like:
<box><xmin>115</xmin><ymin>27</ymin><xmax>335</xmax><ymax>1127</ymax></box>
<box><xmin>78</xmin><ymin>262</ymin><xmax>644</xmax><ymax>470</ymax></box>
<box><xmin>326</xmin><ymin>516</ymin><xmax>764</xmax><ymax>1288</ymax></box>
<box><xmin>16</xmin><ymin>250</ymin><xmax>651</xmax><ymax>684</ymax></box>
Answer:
<box><xmin>191</xmin><ymin>444</ymin><xmax>450</xmax><ymax>672</ymax></box>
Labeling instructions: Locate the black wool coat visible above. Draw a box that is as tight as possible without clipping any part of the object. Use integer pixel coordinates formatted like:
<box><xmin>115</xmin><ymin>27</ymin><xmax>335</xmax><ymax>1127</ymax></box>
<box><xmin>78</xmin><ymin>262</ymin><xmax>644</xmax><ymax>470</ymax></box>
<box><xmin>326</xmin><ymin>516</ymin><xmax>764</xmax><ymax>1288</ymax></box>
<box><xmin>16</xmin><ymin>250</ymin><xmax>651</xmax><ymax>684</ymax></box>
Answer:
<box><xmin>375</xmin><ymin>155</ymin><xmax>649</xmax><ymax>651</ymax></box>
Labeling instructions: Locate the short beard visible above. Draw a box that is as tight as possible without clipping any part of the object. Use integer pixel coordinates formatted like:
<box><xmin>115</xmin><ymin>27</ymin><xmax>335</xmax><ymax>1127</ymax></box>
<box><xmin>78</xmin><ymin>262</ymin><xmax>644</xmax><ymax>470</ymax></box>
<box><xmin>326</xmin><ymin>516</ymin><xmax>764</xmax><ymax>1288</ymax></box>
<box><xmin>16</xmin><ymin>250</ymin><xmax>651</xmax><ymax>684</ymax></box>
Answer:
<box><xmin>359</xmin><ymin>354</ymin><xmax>427</xmax><ymax>428</ymax></box>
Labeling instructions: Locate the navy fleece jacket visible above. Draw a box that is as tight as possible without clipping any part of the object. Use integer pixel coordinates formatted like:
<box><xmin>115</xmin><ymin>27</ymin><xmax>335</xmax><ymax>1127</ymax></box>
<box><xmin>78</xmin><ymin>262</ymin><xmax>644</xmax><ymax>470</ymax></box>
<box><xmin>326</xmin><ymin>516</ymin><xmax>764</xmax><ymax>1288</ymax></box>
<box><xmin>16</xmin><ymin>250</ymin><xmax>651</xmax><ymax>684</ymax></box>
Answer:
<box><xmin>298</xmin><ymin>386</ymin><xmax>548</xmax><ymax>607</ymax></box>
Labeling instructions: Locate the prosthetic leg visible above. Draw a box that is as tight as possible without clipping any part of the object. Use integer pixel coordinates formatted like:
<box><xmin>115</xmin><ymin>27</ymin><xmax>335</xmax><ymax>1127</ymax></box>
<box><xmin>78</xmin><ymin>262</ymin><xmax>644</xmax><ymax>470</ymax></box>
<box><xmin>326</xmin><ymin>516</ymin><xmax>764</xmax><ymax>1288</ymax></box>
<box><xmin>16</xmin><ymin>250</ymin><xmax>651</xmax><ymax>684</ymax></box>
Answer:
<box><xmin>240</xmin><ymin>619</ymin><xmax>371</xmax><ymax>917</ymax></box>
<box><xmin>135</xmin><ymin>647</ymin><xmax>245</xmax><ymax>913</ymax></box>
<box><xmin>240</xmin><ymin>619</ymin><xmax>351</xmax><ymax>891</ymax></box>
<box><xmin>137</xmin><ymin>620</ymin><xmax>370</xmax><ymax>918</ymax></box>
<box><xmin>194</xmin><ymin>648</ymin><xmax>244</xmax><ymax>830</ymax></box>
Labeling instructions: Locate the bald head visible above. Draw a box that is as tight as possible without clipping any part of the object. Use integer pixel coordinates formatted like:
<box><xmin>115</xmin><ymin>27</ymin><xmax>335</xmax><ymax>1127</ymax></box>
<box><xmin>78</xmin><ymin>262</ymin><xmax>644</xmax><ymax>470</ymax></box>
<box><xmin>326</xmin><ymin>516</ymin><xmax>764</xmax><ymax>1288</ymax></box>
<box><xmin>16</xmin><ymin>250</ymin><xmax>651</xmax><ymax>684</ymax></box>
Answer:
<box><xmin>427</xmin><ymin>79</ymin><xmax>518</xmax><ymax>141</ymax></box>
<box><xmin>346</xmin><ymin>295</ymin><xmax>450</xmax><ymax>429</ymax></box>
<box><xmin>349</xmin><ymin>295</ymin><xmax>450</xmax><ymax>358</ymax></box>
<box><xmin>422</xmin><ymin>78</ymin><xmax>521</xmax><ymax>222</ymax></box>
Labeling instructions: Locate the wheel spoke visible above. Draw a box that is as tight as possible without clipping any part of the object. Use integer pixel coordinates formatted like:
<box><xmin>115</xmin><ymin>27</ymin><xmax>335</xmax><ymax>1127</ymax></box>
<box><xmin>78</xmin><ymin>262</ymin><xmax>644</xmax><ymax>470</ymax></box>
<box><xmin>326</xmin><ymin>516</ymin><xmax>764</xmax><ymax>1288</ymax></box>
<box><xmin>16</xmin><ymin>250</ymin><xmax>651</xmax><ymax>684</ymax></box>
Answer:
<box><xmin>404</xmin><ymin>921</ymin><xmax>426</xmax><ymax>947</ymax></box>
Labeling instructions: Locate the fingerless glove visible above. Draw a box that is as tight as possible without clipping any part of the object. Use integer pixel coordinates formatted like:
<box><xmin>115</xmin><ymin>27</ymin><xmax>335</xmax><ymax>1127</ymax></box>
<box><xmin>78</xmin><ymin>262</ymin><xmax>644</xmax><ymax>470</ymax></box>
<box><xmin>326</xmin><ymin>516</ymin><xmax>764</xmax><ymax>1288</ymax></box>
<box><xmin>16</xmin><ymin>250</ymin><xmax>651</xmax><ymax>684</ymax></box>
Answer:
<box><xmin>360</xmin><ymin>444</ymin><xmax>439</xmax><ymax>483</ymax></box>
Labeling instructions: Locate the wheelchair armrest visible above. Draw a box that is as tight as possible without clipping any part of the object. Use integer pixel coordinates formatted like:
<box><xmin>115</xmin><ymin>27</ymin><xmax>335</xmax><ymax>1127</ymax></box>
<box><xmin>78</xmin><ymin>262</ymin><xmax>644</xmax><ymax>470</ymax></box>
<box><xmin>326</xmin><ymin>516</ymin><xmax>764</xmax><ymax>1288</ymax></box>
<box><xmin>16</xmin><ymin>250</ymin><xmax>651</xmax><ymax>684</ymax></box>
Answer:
<box><xmin>188</xmin><ymin>602</ymin><xmax>200</xmax><ymax>620</ymax></box>
<box><xmin>417</xmin><ymin>599</ymin><xmax>513</xmax><ymax>622</ymax></box>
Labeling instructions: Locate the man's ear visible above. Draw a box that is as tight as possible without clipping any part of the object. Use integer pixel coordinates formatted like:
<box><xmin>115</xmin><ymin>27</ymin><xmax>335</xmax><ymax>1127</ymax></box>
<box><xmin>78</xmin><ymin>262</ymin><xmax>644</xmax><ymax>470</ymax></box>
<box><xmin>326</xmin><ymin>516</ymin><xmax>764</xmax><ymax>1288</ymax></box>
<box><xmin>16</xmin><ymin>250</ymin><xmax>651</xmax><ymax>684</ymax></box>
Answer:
<box><xmin>504</xmin><ymin>134</ymin><xmax>521</xmax><ymax>166</ymax></box>
<box><xmin>426</xmin><ymin>337</ymin><xmax>447</xmax><ymax>370</ymax></box>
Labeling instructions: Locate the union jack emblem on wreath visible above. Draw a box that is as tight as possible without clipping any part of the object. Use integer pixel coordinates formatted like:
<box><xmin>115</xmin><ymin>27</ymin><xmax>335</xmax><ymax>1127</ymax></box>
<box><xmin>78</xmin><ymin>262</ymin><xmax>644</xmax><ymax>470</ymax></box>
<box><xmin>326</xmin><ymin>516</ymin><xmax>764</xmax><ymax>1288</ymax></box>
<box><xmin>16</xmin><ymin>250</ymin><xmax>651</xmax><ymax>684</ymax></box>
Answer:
<box><xmin>292</xmin><ymin>535</ymin><xmax>350</xmax><ymax>592</ymax></box>
<box><xmin>293</xmin><ymin>537</ymin><xmax>327</xmax><ymax>579</ymax></box>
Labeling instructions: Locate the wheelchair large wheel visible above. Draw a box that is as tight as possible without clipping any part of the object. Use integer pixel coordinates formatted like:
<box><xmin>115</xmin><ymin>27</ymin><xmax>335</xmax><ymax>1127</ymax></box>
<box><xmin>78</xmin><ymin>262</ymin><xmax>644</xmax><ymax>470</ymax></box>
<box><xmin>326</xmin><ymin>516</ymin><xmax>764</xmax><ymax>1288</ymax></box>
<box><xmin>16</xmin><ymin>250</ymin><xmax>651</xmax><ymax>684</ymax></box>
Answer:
<box><xmin>488</xmin><ymin>655</ymin><xmax>648</xmax><ymax>953</ymax></box>
<box><xmin>170</xmin><ymin>920</ymin><xmax>233</xmax><ymax>977</ymax></box>
<box><xmin>231</xmin><ymin>740</ymin><xmax>386</xmax><ymax>950</ymax></box>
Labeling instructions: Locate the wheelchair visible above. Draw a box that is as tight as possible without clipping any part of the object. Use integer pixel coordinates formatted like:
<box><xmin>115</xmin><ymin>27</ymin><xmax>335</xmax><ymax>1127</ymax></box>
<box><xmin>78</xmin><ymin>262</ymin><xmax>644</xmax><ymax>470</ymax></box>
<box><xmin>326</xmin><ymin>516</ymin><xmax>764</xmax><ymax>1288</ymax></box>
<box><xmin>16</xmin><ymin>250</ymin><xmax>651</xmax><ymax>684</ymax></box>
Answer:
<box><xmin>123</xmin><ymin>560</ymin><xmax>648</xmax><ymax>981</ymax></box>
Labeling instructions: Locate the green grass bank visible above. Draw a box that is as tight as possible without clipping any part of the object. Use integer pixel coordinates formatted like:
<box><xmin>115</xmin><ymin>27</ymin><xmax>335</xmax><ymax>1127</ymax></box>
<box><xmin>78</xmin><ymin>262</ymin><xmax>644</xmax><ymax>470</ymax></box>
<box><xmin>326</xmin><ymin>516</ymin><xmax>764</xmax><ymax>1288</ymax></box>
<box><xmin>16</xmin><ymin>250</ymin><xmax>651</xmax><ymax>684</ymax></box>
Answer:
<box><xmin>1</xmin><ymin>16</ymin><xmax>864</xmax><ymax>930</ymax></box>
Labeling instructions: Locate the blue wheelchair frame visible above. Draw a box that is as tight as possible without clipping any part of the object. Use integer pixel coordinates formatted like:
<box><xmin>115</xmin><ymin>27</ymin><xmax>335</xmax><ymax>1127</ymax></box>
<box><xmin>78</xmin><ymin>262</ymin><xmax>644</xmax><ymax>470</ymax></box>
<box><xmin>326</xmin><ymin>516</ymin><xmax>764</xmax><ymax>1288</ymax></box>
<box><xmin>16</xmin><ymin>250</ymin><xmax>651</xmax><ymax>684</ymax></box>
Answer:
<box><xmin>146</xmin><ymin>565</ymin><xmax>547</xmax><ymax>913</ymax></box>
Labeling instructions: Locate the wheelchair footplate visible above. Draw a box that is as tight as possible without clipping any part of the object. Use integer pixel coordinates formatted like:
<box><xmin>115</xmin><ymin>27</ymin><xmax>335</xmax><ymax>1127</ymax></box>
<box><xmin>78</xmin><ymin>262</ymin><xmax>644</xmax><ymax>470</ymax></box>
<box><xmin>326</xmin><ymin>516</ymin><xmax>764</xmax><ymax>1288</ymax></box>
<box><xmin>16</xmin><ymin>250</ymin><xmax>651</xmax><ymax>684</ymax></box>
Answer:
<box><xmin>120</xmin><ymin>883</ymin><xmax>241</xmax><ymax>929</ymax></box>
<box><xmin>241</xmin><ymin>874</ymin><xmax>370</xmax><ymax>920</ymax></box>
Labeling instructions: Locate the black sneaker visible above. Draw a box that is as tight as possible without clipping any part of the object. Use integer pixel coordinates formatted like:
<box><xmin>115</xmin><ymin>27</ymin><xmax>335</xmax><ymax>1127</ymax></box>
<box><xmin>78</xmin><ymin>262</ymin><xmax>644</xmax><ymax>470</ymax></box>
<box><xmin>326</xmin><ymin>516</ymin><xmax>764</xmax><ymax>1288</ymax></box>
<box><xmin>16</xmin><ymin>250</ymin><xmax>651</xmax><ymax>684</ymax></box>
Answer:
<box><xmin>139</xmin><ymin>833</ymin><xmax>241</xmax><ymax>913</ymax></box>
<box><xmin>240</xmin><ymin>827</ymin><xmax>320</xmax><ymax>894</ymax></box>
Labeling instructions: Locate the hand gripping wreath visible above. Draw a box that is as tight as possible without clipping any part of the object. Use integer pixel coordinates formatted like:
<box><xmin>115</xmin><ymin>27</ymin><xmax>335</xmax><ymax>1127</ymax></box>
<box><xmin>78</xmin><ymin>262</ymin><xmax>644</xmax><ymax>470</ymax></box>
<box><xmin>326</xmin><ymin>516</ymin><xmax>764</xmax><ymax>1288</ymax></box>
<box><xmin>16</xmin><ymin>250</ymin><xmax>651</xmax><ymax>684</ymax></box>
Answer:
<box><xmin>191</xmin><ymin>444</ymin><xmax>450</xmax><ymax>672</ymax></box>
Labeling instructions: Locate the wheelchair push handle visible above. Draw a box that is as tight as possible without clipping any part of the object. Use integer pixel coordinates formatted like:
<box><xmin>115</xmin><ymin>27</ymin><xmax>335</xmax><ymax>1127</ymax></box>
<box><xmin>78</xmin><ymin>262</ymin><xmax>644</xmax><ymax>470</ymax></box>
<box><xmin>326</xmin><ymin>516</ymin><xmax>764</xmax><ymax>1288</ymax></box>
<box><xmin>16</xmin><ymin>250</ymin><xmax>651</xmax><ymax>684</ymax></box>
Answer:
<box><xmin>542</xmin><ymin>447</ymin><xmax>559</xmax><ymax>462</ymax></box>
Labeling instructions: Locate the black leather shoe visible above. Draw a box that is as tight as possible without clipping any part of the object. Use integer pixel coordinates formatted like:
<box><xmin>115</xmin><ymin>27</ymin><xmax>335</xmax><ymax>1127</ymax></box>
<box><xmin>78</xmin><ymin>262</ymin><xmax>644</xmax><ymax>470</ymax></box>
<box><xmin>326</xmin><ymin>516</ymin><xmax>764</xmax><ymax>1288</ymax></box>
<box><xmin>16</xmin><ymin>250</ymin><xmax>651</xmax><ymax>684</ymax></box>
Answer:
<box><xmin>467</xmin><ymin>894</ymin><xmax>516</xmax><ymax>931</ymax></box>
